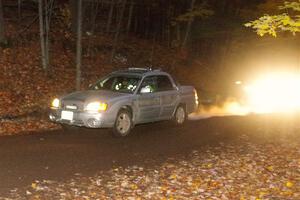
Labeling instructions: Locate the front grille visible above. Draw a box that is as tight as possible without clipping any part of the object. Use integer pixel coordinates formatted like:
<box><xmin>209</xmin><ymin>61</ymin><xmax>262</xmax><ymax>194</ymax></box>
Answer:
<box><xmin>66</xmin><ymin>105</ymin><xmax>78</xmax><ymax>110</ymax></box>
<box><xmin>62</xmin><ymin>100</ymin><xmax>84</xmax><ymax>111</ymax></box>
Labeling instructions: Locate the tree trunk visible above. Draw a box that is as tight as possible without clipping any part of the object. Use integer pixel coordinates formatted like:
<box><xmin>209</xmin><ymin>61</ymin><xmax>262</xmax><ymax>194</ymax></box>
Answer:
<box><xmin>44</xmin><ymin>0</ymin><xmax>53</xmax><ymax>68</ymax></box>
<box><xmin>106</xmin><ymin>0</ymin><xmax>115</xmax><ymax>33</ymax></box>
<box><xmin>149</xmin><ymin>34</ymin><xmax>156</xmax><ymax>66</ymax></box>
<box><xmin>145</xmin><ymin>6</ymin><xmax>150</xmax><ymax>39</ymax></box>
<box><xmin>76</xmin><ymin>0</ymin><xmax>83</xmax><ymax>90</ymax></box>
<box><xmin>18</xmin><ymin>0</ymin><xmax>22</xmax><ymax>24</ymax></box>
<box><xmin>69</xmin><ymin>0</ymin><xmax>78</xmax><ymax>33</ymax></box>
<box><xmin>134</xmin><ymin>12</ymin><xmax>138</xmax><ymax>34</ymax></box>
<box><xmin>0</xmin><ymin>0</ymin><xmax>6</xmax><ymax>44</ymax></box>
<box><xmin>38</xmin><ymin>0</ymin><xmax>47</xmax><ymax>71</ymax></box>
<box><xmin>182</xmin><ymin>0</ymin><xmax>196</xmax><ymax>48</ymax></box>
<box><xmin>89</xmin><ymin>0</ymin><xmax>100</xmax><ymax>33</ymax></box>
<box><xmin>126</xmin><ymin>0</ymin><xmax>134</xmax><ymax>35</ymax></box>
<box><xmin>166</xmin><ymin>6</ymin><xmax>172</xmax><ymax>47</ymax></box>
<box><xmin>111</xmin><ymin>0</ymin><xmax>127</xmax><ymax>63</ymax></box>
<box><xmin>176</xmin><ymin>24</ymin><xmax>181</xmax><ymax>43</ymax></box>
<box><xmin>87</xmin><ymin>0</ymin><xmax>100</xmax><ymax>55</ymax></box>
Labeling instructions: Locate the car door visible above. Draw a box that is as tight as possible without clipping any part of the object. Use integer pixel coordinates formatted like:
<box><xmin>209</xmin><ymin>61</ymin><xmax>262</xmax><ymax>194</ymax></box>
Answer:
<box><xmin>136</xmin><ymin>76</ymin><xmax>161</xmax><ymax>122</ymax></box>
<box><xmin>157</xmin><ymin>75</ymin><xmax>179</xmax><ymax>119</ymax></box>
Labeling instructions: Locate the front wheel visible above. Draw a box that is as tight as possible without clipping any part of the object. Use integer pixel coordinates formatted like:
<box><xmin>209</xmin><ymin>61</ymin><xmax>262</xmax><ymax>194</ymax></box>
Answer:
<box><xmin>113</xmin><ymin>109</ymin><xmax>133</xmax><ymax>137</ymax></box>
<box><xmin>173</xmin><ymin>105</ymin><xmax>187</xmax><ymax>125</ymax></box>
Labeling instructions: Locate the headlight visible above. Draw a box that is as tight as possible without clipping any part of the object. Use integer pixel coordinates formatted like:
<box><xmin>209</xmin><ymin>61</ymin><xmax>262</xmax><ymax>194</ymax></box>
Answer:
<box><xmin>51</xmin><ymin>98</ymin><xmax>60</xmax><ymax>108</ymax></box>
<box><xmin>85</xmin><ymin>102</ymin><xmax>107</xmax><ymax>112</ymax></box>
<box><xmin>194</xmin><ymin>89</ymin><xmax>199</xmax><ymax>105</ymax></box>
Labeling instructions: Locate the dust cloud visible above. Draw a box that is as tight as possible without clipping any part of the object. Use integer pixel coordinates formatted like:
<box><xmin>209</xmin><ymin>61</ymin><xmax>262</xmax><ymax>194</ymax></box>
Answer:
<box><xmin>188</xmin><ymin>99</ymin><xmax>249</xmax><ymax>120</ymax></box>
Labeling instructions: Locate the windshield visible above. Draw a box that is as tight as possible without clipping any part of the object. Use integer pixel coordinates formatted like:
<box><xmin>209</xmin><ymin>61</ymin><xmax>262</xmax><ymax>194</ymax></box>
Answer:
<box><xmin>91</xmin><ymin>75</ymin><xmax>141</xmax><ymax>93</ymax></box>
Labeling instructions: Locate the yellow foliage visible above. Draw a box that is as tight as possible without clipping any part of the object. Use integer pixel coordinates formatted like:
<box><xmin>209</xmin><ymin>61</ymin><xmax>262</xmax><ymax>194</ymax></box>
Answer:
<box><xmin>31</xmin><ymin>183</ymin><xmax>37</xmax><ymax>189</ymax></box>
<box><xmin>266</xmin><ymin>165</ymin><xmax>274</xmax><ymax>171</ymax></box>
<box><xmin>246</xmin><ymin>1</ymin><xmax>300</xmax><ymax>37</ymax></box>
<box><xmin>285</xmin><ymin>181</ymin><xmax>294</xmax><ymax>188</ymax></box>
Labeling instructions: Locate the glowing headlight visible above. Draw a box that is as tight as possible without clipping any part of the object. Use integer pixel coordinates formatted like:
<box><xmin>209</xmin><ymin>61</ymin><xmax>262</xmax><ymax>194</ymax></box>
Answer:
<box><xmin>85</xmin><ymin>102</ymin><xmax>107</xmax><ymax>112</ymax></box>
<box><xmin>244</xmin><ymin>73</ymin><xmax>300</xmax><ymax>113</ymax></box>
<box><xmin>51</xmin><ymin>98</ymin><xmax>60</xmax><ymax>108</ymax></box>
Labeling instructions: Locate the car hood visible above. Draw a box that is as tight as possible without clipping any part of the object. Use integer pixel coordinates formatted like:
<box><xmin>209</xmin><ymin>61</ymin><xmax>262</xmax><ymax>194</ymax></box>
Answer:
<box><xmin>61</xmin><ymin>90</ymin><xmax>131</xmax><ymax>103</ymax></box>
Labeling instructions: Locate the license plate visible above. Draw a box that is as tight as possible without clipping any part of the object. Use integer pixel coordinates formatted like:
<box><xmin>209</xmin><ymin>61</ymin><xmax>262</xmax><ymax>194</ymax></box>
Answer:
<box><xmin>61</xmin><ymin>110</ymin><xmax>73</xmax><ymax>121</ymax></box>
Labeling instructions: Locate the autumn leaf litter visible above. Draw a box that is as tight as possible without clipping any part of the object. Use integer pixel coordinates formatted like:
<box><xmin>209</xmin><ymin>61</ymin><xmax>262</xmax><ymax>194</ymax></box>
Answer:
<box><xmin>1</xmin><ymin>134</ymin><xmax>299</xmax><ymax>200</ymax></box>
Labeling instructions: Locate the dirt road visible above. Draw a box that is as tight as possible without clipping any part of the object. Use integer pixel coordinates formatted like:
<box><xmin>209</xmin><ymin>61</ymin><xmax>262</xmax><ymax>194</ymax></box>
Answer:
<box><xmin>0</xmin><ymin>115</ymin><xmax>299</xmax><ymax>198</ymax></box>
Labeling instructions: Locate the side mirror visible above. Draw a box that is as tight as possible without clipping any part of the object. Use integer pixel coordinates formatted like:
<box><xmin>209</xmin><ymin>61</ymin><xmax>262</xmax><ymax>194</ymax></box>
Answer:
<box><xmin>140</xmin><ymin>86</ymin><xmax>151</xmax><ymax>94</ymax></box>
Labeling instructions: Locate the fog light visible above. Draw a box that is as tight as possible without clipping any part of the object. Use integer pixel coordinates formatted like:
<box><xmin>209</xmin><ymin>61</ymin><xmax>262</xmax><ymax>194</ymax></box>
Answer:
<box><xmin>87</xmin><ymin>118</ymin><xmax>101</xmax><ymax>128</ymax></box>
<box><xmin>49</xmin><ymin>114</ymin><xmax>56</xmax><ymax>121</ymax></box>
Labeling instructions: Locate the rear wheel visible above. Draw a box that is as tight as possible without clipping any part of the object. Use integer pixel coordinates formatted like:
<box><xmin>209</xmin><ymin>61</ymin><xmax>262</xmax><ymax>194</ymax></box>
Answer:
<box><xmin>113</xmin><ymin>109</ymin><xmax>132</xmax><ymax>137</ymax></box>
<box><xmin>173</xmin><ymin>105</ymin><xmax>186</xmax><ymax>125</ymax></box>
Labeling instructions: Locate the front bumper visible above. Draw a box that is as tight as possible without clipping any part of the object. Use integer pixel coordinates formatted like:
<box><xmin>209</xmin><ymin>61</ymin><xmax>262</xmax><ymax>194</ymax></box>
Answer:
<box><xmin>49</xmin><ymin>109</ymin><xmax>114</xmax><ymax>128</ymax></box>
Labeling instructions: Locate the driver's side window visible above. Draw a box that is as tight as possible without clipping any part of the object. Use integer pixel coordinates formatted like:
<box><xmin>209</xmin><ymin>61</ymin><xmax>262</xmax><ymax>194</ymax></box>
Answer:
<box><xmin>139</xmin><ymin>76</ymin><xmax>158</xmax><ymax>94</ymax></box>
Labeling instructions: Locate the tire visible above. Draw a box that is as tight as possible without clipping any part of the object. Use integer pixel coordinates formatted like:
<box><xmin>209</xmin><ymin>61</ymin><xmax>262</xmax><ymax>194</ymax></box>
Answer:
<box><xmin>173</xmin><ymin>105</ymin><xmax>187</xmax><ymax>125</ymax></box>
<box><xmin>113</xmin><ymin>109</ymin><xmax>133</xmax><ymax>137</ymax></box>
